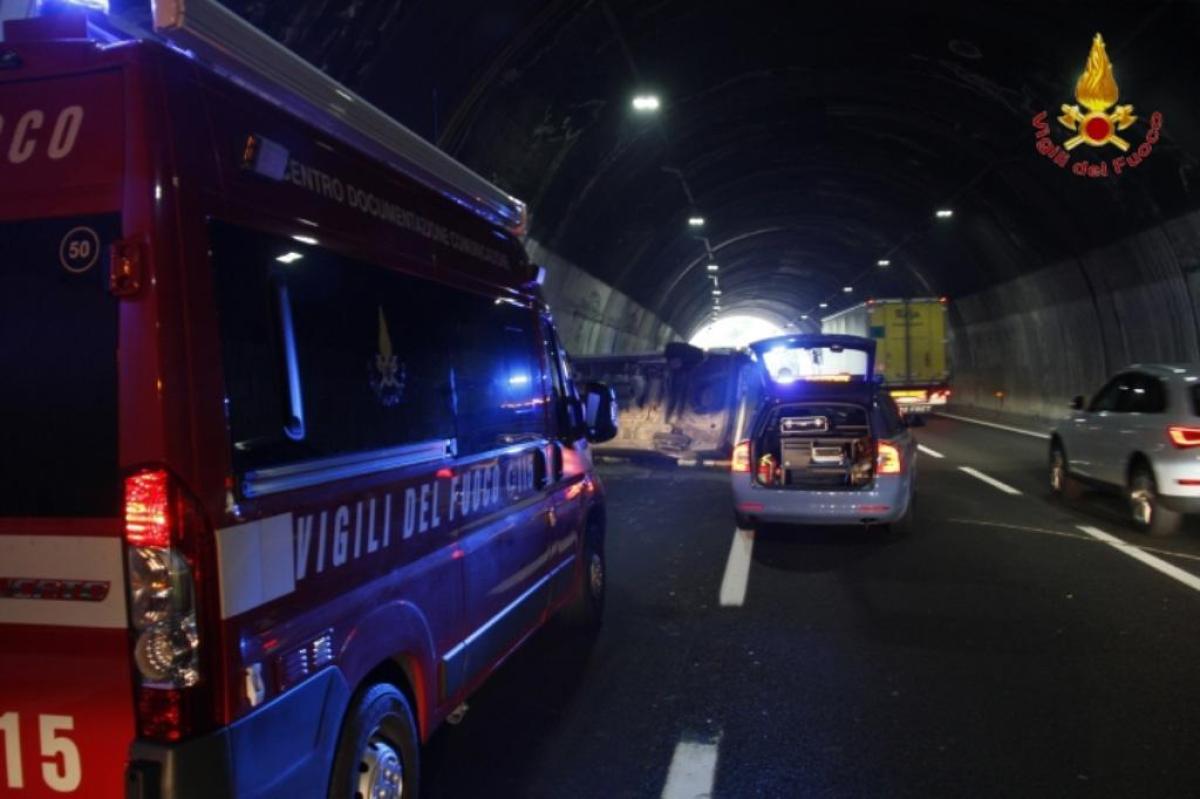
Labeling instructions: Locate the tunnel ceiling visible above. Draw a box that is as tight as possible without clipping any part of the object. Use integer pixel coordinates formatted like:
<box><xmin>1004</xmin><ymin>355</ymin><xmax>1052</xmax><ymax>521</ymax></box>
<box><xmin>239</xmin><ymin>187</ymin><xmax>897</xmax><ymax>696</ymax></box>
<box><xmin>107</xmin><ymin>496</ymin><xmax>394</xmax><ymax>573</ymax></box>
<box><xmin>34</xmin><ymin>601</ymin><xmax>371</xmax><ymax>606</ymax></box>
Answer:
<box><xmin>223</xmin><ymin>0</ymin><xmax>1200</xmax><ymax>336</ymax></box>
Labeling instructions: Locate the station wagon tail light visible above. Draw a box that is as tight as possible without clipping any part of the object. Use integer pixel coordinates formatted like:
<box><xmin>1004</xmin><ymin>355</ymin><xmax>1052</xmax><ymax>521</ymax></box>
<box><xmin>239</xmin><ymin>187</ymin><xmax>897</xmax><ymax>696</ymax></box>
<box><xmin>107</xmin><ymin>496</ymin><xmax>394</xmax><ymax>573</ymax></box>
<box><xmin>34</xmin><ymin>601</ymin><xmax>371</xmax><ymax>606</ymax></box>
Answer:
<box><xmin>732</xmin><ymin>440</ymin><xmax>752</xmax><ymax>473</ymax></box>
<box><xmin>124</xmin><ymin>468</ymin><xmax>205</xmax><ymax>741</ymax></box>
<box><xmin>877</xmin><ymin>441</ymin><xmax>903</xmax><ymax>475</ymax></box>
<box><xmin>1168</xmin><ymin>426</ymin><xmax>1200</xmax><ymax>448</ymax></box>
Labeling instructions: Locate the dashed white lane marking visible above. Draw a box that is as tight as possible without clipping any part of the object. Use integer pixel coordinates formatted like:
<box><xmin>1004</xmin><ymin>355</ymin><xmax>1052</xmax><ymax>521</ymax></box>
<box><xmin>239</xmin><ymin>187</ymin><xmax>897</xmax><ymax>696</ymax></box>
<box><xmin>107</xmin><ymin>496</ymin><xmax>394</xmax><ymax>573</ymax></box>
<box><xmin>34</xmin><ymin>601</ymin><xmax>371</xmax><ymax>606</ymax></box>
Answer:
<box><xmin>1077</xmin><ymin>525</ymin><xmax>1200</xmax><ymax>593</ymax></box>
<box><xmin>718</xmin><ymin>527</ymin><xmax>755</xmax><ymax>607</ymax></box>
<box><xmin>935</xmin><ymin>411</ymin><xmax>1050</xmax><ymax>440</ymax></box>
<box><xmin>958</xmin><ymin>466</ymin><xmax>1022</xmax><ymax>495</ymax></box>
<box><xmin>917</xmin><ymin>444</ymin><xmax>945</xmax><ymax>459</ymax></box>
<box><xmin>661</xmin><ymin>736</ymin><xmax>720</xmax><ymax>799</ymax></box>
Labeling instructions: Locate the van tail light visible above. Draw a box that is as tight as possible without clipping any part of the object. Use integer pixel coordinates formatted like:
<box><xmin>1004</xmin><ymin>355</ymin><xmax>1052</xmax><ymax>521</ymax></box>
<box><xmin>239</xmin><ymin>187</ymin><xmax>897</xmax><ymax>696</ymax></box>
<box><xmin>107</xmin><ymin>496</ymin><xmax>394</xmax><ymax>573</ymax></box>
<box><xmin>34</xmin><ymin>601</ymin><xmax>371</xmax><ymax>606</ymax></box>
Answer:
<box><xmin>876</xmin><ymin>441</ymin><xmax>903</xmax><ymax>475</ymax></box>
<box><xmin>124</xmin><ymin>468</ymin><xmax>210</xmax><ymax>742</ymax></box>
<box><xmin>732</xmin><ymin>440</ymin><xmax>751</xmax><ymax>473</ymax></box>
<box><xmin>1168</xmin><ymin>426</ymin><xmax>1200</xmax><ymax>448</ymax></box>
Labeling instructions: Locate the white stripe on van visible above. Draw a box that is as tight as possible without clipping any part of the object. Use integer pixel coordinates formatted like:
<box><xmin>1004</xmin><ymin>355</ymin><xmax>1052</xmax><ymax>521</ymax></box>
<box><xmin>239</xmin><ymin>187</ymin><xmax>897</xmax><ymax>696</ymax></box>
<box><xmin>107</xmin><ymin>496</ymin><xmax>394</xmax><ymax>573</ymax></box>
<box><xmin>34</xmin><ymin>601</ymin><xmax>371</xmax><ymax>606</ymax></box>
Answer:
<box><xmin>216</xmin><ymin>514</ymin><xmax>296</xmax><ymax>619</ymax></box>
<box><xmin>0</xmin><ymin>535</ymin><xmax>127</xmax><ymax>628</ymax></box>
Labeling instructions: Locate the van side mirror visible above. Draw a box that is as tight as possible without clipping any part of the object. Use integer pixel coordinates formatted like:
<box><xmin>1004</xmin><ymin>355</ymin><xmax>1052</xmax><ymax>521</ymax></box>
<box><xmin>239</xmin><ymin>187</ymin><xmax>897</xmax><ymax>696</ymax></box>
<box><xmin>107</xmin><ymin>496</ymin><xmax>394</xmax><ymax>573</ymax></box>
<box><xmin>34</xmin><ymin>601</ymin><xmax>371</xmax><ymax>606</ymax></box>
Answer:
<box><xmin>1071</xmin><ymin>395</ymin><xmax>1086</xmax><ymax>411</ymax></box>
<box><xmin>582</xmin><ymin>381</ymin><xmax>618</xmax><ymax>443</ymax></box>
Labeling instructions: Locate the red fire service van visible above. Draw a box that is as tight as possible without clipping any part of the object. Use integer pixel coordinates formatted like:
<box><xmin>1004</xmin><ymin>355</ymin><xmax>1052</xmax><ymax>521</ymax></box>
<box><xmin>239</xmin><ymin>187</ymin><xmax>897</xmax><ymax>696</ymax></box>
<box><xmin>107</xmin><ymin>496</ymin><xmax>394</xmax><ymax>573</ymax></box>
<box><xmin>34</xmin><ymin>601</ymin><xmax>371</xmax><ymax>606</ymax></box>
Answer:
<box><xmin>0</xmin><ymin>2</ymin><xmax>618</xmax><ymax>797</ymax></box>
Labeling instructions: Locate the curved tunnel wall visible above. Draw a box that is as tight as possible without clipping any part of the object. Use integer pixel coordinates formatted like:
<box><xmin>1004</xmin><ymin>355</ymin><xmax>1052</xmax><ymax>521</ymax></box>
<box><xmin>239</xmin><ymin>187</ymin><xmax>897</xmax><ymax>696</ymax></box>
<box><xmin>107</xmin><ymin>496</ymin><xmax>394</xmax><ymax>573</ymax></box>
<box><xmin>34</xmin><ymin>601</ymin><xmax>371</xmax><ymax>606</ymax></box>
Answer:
<box><xmin>952</xmin><ymin>209</ymin><xmax>1200</xmax><ymax>422</ymax></box>
<box><xmin>527</xmin><ymin>239</ymin><xmax>681</xmax><ymax>355</ymax></box>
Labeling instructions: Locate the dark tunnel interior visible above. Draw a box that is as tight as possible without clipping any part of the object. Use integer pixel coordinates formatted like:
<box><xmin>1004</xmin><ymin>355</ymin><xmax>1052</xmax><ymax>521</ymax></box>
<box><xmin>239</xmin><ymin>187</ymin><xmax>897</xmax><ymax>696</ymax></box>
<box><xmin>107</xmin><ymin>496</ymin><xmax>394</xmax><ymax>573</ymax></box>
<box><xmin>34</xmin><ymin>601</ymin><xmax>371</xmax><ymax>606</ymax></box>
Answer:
<box><xmin>220</xmin><ymin>0</ymin><xmax>1200</xmax><ymax>420</ymax></box>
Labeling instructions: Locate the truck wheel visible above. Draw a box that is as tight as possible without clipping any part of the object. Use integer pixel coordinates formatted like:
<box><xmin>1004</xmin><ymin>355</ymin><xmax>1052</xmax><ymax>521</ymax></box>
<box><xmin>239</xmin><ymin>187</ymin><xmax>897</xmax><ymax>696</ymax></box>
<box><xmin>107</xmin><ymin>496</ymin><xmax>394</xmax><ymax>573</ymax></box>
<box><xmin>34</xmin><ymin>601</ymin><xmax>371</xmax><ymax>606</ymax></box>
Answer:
<box><xmin>1130</xmin><ymin>466</ymin><xmax>1182</xmax><ymax>537</ymax></box>
<box><xmin>561</xmin><ymin>521</ymin><xmax>605</xmax><ymax>633</ymax></box>
<box><xmin>1049</xmin><ymin>442</ymin><xmax>1082</xmax><ymax>500</ymax></box>
<box><xmin>328</xmin><ymin>683</ymin><xmax>420</xmax><ymax>799</ymax></box>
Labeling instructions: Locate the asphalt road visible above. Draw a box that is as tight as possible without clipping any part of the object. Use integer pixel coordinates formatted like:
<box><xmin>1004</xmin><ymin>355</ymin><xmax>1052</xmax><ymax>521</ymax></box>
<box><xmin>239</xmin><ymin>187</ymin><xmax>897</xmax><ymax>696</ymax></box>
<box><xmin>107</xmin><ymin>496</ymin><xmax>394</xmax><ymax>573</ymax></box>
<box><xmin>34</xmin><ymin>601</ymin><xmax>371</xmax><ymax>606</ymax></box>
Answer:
<box><xmin>421</xmin><ymin>415</ymin><xmax>1200</xmax><ymax>798</ymax></box>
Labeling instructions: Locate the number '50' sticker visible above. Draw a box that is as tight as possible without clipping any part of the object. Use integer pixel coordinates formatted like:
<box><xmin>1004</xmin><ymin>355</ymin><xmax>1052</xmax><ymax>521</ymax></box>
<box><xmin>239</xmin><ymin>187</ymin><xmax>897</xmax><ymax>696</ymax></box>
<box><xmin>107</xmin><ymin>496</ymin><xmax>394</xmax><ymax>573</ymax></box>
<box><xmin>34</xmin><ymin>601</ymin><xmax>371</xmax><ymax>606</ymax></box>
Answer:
<box><xmin>59</xmin><ymin>227</ymin><xmax>101</xmax><ymax>275</ymax></box>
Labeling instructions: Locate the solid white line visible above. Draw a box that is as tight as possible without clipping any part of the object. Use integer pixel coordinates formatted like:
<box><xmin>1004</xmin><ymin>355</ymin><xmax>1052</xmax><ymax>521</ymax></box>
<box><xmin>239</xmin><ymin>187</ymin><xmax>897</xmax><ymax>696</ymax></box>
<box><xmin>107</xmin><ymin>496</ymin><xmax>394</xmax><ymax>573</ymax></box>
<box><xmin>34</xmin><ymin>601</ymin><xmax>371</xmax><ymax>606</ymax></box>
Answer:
<box><xmin>718</xmin><ymin>527</ymin><xmax>755</xmax><ymax>607</ymax></box>
<box><xmin>935</xmin><ymin>411</ymin><xmax>1050</xmax><ymax>440</ymax></box>
<box><xmin>917</xmin><ymin>444</ymin><xmax>945</xmax><ymax>459</ymax></box>
<box><xmin>1077</xmin><ymin>525</ymin><xmax>1200</xmax><ymax>593</ymax></box>
<box><xmin>958</xmin><ymin>466</ymin><xmax>1022</xmax><ymax>495</ymax></box>
<box><xmin>661</xmin><ymin>737</ymin><xmax>720</xmax><ymax>799</ymax></box>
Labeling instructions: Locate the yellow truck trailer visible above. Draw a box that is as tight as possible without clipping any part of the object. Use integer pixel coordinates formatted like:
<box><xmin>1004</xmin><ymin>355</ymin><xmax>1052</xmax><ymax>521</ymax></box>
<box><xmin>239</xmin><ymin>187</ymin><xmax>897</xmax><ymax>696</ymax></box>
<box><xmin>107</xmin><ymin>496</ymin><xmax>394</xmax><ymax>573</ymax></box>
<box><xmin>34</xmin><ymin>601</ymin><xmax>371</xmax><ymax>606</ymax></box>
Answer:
<box><xmin>821</xmin><ymin>298</ymin><xmax>951</xmax><ymax>413</ymax></box>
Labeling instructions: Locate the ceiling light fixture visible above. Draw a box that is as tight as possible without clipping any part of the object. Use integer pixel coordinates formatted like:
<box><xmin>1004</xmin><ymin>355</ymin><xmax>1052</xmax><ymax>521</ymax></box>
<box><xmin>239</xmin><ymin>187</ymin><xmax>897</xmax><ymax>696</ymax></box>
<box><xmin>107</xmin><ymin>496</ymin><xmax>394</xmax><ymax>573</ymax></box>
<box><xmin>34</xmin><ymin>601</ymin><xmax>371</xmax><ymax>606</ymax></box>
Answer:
<box><xmin>631</xmin><ymin>94</ymin><xmax>661</xmax><ymax>112</ymax></box>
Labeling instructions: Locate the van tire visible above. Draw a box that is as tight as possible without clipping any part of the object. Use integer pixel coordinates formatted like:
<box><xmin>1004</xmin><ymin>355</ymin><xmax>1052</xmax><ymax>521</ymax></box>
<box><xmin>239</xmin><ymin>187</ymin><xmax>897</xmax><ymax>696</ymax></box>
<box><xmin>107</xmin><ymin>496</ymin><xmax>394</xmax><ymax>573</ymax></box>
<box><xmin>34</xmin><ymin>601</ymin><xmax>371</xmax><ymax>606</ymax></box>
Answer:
<box><xmin>328</xmin><ymin>682</ymin><xmax>420</xmax><ymax>799</ymax></box>
<box><xmin>561</xmin><ymin>522</ymin><xmax>605</xmax><ymax>633</ymax></box>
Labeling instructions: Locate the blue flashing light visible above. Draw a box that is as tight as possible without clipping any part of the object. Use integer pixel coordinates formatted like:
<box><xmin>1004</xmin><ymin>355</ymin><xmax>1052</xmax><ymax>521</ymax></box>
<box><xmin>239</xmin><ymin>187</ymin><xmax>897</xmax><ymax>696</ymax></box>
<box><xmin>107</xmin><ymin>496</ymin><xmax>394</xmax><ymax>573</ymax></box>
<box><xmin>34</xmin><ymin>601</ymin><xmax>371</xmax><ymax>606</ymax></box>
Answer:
<box><xmin>39</xmin><ymin>0</ymin><xmax>110</xmax><ymax>12</ymax></box>
<box><xmin>507</xmin><ymin>373</ymin><xmax>530</xmax><ymax>387</ymax></box>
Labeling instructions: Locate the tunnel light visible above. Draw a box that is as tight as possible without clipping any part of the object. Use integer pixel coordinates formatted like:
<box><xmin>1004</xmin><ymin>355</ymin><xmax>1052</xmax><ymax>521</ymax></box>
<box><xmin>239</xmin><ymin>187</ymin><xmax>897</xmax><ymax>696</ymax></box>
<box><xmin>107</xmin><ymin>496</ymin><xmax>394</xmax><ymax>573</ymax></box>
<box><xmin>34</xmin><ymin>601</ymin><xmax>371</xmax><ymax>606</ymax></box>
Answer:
<box><xmin>712</xmin><ymin>289</ymin><xmax>722</xmax><ymax>296</ymax></box>
<box><xmin>706</xmin><ymin>263</ymin><xmax>719</xmax><ymax>273</ymax></box>
<box><xmin>688</xmin><ymin>216</ymin><xmax>706</xmax><ymax>228</ymax></box>
<box><xmin>819</xmin><ymin>302</ymin><xmax>829</xmax><ymax>309</ymax></box>
<box><xmin>800</xmin><ymin>314</ymin><xmax>809</xmax><ymax>321</ymax></box>
<box><xmin>276</xmin><ymin>252</ymin><xmax>303</xmax><ymax>264</ymax></box>
<box><xmin>935</xmin><ymin>209</ymin><xmax>954</xmax><ymax>219</ymax></box>
<box><xmin>291</xmin><ymin>234</ymin><xmax>318</xmax><ymax>246</ymax></box>
<box><xmin>842</xmin><ymin>286</ymin><xmax>853</xmax><ymax>293</ymax></box>
<box><xmin>631</xmin><ymin>94</ymin><xmax>661</xmax><ymax>112</ymax></box>
<box><xmin>877</xmin><ymin>259</ymin><xmax>891</xmax><ymax>267</ymax></box>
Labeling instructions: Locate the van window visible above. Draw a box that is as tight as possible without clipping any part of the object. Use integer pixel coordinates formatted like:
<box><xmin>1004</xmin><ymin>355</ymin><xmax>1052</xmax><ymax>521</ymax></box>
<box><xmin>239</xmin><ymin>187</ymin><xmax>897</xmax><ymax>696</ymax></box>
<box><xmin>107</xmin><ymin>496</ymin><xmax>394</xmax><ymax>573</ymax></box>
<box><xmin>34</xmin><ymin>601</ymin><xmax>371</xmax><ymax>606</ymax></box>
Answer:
<box><xmin>453</xmin><ymin>298</ymin><xmax>546</xmax><ymax>454</ymax></box>
<box><xmin>211</xmin><ymin>222</ymin><xmax>457</xmax><ymax>475</ymax></box>
<box><xmin>0</xmin><ymin>214</ymin><xmax>120</xmax><ymax>516</ymax></box>
<box><xmin>211</xmin><ymin>222</ymin><xmax>550</xmax><ymax>479</ymax></box>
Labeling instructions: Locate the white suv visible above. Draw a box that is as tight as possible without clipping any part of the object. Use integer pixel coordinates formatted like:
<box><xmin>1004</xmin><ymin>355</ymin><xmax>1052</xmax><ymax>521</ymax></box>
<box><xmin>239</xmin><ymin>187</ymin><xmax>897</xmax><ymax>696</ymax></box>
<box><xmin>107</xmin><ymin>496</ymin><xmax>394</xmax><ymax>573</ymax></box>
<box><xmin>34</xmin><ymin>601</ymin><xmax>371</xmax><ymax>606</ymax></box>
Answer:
<box><xmin>1050</xmin><ymin>364</ymin><xmax>1200</xmax><ymax>535</ymax></box>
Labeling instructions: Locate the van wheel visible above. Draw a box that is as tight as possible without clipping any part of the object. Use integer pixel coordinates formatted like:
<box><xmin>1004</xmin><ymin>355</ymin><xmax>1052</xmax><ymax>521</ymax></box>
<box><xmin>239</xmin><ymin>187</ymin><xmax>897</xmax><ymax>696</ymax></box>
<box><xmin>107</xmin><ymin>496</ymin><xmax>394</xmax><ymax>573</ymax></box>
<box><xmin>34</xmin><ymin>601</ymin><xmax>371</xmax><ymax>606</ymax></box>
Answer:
<box><xmin>561</xmin><ymin>524</ymin><xmax>605</xmax><ymax>633</ymax></box>
<box><xmin>1129</xmin><ymin>466</ymin><xmax>1182</xmax><ymax>537</ymax></box>
<box><xmin>328</xmin><ymin>683</ymin><xmax>419</xmax><ymax>799</ymax></box>
<box><xmin>1049</xmin><ymin>442</ymin><xmax>1082</xmax><ymax>500</ymax></box>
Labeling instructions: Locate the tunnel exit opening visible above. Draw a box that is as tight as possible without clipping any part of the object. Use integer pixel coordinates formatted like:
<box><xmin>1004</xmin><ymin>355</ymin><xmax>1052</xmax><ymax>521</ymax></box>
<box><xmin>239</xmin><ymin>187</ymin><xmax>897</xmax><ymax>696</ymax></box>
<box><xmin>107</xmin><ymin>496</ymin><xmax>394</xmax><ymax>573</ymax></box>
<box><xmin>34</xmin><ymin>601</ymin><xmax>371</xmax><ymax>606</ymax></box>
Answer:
<box><xmin>689</xmin><ymin>315</ymin><xmax>784</xmax><ymax>350</ymax></box>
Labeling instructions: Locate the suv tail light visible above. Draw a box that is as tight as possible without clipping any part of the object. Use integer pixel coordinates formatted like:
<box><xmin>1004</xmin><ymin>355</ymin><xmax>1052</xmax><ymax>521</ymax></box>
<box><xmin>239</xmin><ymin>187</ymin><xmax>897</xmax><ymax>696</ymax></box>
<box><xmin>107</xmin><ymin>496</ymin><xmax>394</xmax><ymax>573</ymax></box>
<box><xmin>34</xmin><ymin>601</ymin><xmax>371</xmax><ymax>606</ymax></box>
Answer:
<box><xmin>1168</xmin><ymin>426</ymin><xmax>1200</xmax><ymax>448</ymax></box>
<box><xmin>731</xmin><ymin>440</ymin><xmax>751</xmax><ymax>473</ymax></box>
<box><xmin>877</xmin><ymin>441</ymin><xmax>903</xmax><ymax>475</ymax></box>
<box><xmin>124</xmin><ymin>468</ymin><xmax>208</xmax><ymax>742</ymax></box>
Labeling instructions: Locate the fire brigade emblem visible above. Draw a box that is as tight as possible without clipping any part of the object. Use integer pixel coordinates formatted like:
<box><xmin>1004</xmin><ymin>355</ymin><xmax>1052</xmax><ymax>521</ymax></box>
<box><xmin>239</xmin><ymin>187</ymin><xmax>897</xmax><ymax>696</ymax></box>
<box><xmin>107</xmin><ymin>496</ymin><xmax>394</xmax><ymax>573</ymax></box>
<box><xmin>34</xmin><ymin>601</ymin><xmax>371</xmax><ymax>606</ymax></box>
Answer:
<box><xmin>1031</xmin><ymin>32</ymin><xmax>1162</xmax><ymax>178</ymax></box>
<box><xmin>368</xmin><ymin>306</ymin><xmax>406</xmax><ymax>407</ymax></box>
<box><xmin>1057</xmin><ymin>33</ymin><xmax>1135</xmax><ymax>151</ymax></box>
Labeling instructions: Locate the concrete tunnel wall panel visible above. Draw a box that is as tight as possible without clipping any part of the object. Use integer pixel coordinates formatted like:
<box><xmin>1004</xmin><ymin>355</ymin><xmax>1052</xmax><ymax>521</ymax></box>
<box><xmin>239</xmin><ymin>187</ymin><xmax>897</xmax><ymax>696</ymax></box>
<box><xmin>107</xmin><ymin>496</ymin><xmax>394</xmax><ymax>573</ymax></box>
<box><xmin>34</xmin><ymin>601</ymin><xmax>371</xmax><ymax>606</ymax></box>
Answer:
<box><xmin>526</xmin><ymin>238</ymin><xmax>681</xmax><ymax>356</ymax></box>
<box><xmin>952</xmin><ymin>209</ymin><xmax>1200</xmax><ymax>421</ymax></box>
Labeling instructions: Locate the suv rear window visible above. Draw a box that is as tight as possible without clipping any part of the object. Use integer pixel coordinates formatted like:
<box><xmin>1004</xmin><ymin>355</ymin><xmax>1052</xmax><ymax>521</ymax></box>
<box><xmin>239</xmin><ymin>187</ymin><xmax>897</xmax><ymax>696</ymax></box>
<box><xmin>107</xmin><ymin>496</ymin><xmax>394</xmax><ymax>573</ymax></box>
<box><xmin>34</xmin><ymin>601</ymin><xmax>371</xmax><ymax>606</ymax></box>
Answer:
<box><xmin>0</xmin><ymin>215</ymin><xmax>120</xmax><ymax>516</ymax></box>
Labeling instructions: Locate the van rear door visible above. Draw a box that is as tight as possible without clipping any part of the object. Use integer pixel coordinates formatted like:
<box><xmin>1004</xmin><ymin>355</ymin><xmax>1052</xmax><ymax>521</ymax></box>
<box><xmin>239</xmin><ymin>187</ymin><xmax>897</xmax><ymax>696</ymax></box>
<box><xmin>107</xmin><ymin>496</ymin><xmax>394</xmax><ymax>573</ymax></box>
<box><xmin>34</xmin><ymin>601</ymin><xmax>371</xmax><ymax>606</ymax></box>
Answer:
<box><xmin>0</xmin><ymin>68</ymin><xmax>134</xmax><ymax>798</ymax></box>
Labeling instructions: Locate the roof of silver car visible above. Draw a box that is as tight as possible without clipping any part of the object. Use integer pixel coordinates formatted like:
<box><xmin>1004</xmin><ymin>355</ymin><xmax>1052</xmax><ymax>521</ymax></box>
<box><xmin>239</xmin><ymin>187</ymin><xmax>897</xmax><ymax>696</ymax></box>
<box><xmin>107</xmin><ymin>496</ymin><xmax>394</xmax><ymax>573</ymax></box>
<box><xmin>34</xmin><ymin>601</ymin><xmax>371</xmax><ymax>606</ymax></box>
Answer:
<box><xmin>1125</xmin><ymin>363</ymin><xmax>1200</xmax><ymax>379</ymax></box>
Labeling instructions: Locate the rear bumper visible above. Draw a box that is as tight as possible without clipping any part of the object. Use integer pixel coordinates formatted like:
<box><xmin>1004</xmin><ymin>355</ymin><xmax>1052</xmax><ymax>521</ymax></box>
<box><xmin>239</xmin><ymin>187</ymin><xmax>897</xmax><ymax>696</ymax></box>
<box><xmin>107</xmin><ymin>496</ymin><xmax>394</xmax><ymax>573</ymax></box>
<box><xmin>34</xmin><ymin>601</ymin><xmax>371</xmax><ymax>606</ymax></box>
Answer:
<box><xmin>125</xmin><ymin>667</ymin><xmax>349</xmax><ymax>799</ymax></box>
<box><xmin>731</xmin><ymin>474</ymin><xmax>913</xmax><ymax>525</ymax></box>
<box><xmin>1157</xmin><ymin>494</ymin><xmax>1200</xmax><ymax>514</ymax></box>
